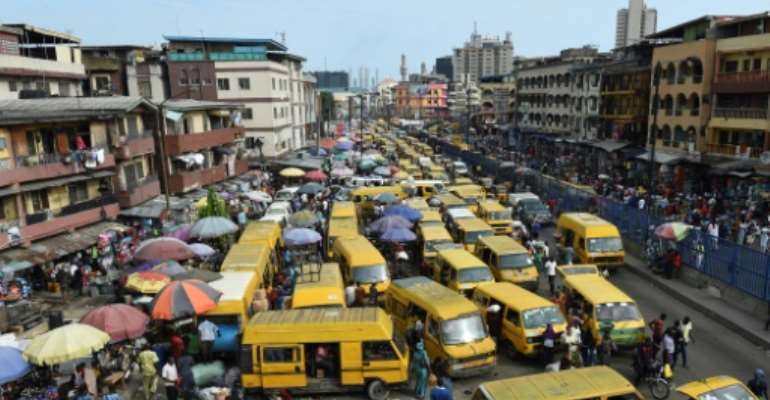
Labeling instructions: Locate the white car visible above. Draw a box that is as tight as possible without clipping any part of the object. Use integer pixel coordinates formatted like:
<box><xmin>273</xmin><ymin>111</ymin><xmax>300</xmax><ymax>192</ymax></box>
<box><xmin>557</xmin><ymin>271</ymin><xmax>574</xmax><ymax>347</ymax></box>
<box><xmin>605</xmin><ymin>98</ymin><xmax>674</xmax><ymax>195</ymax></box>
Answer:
<box><xmin>274</xmin><ymin>187</ymin><xmax>299</xmax><ymax>202</ymax></box>
<box><xmin>261</xmin><ymin>201</ymin><xmax>292</xmax><ymax>227</ymax></box>
<box><xmin>451</xmin><ymin>161</ymin><xmax>469</xmax><ymax>176</ymax></box>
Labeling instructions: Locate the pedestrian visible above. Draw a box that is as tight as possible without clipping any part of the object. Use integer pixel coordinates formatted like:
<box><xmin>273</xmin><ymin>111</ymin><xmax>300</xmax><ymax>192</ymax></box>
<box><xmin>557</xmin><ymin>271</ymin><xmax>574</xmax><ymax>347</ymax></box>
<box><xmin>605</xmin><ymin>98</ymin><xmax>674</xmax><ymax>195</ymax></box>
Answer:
<box><xmin>169</xmin><ymin>330</ymin><xmax>185</xmax><ymax>360</ymax></box>
<box><xmin>368</xmin><ymin>284</ymin><xmax>379</xmax><ymax>306</ymax></box>
<box><xmin>344</xmin><ymin>281</ymin><xmax>356</xmax><ymax>307</ymax></box>
<box><xmin>410</xmin><ymin>341</ymin><xmax>431</xmax><ymax>399</ymax></box>
<box><xmin>354</xmin><ymin>282</ymin><xmax>366</xmax><ymax>307</ymax></box>
<box><xmin>161</xmin><ymin>357</ymin><xmax>179</xmax><ymax>400</ymax></box>
<box><xmin>102</xmin><ymin>384</ymin><xmax>122</xmax><ymax>400</ymax></box>
<box><xmin>177</xmin><ymin>354</ymin><xmax>195</xmax><ymax>400</ymax></box>
<box><xmin>137</xmin><ymin>344</ymin><xmax>159</xmax><ymax>400</ymax></box>
<box><xmin>597</xmin><ymin>329</ymin><xmax>616</xmax><ymax>365</ymax></box>
<box><xmin>541</xmin><ymin>323</ymin><xmax>557</xmax><ymax>367</ymax></box>
<box><xmin>672</xmin><ymin>320</ymin><xmax>687</xmax><ymax>368</ymax></box>
<box><xmin>662</xmin><ymin>328</ymin><xmax>675</xmax><ymax>366</ymax></box>
<box><xmin>545</xmin><ymin>257</ymin><xmax>557</xmax><ymax>296</ymax></box>
<box><xmin>648</xmin><ymin>313</ymin><xmax>666</xmax><ymax>350</ymax></box>
<box><xmin>748</xmin><ymin>368</ymin><xmax>768</xmax><ymax>399</ymax></box>
<box><xmin>564</xmin><ymin>323</ymin><xmax>582</xmax><ymax>367</ymax></box>
<box><xmin>198</xmin><ymin>319</ymin><xmax>219</xmax><ymax>362</ymax></box>
<box><xmin>429</xmin><ymin>374</ymin><xmax>452</xmax><ymax>400</ymax></box>
<box><xmin>580</xmin><ymin>322</ymin><xmax>595</xmax><ymax>367</ymax></box>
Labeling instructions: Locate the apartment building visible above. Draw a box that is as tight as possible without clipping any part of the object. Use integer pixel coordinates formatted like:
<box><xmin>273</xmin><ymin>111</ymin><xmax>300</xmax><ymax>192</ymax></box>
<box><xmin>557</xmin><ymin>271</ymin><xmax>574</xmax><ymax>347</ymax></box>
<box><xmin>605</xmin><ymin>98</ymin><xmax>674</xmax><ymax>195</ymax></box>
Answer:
<box><xmin>479</xmin><ymin>74</ymin><xmax>516</xmax><ymax>125</ymax></box>
<box><xmin>164</xmin><ymin>36</ymin><xmax>313</xmax><ymax>159</ymax></box>
<box><xmin>161</xmin><ymin>100</ymin><xmax>246</xmax><ymax>194</ymax></box>
<box><xmin>81</xmin><ymin>45</ymin><xmax>167</xmax><ymax>102</ymax></box>
<box><xmin>452</xmin><ymin>26</ymin><xmax>514</xmax><ymax>83</ymax></box>
<box><xmin>0</xmin><ymin>97</ymin><xmax>159</xmax><ymax>251</ymax></box>
<box><xmin>393</xmin><ymin>82</ymin><xmax>448</xmax><ymax>119</ymax></box>
<box><xmin>0</xmin><ymin>24</ymin><xmax>85</xmax><ymax>99</ymax></box>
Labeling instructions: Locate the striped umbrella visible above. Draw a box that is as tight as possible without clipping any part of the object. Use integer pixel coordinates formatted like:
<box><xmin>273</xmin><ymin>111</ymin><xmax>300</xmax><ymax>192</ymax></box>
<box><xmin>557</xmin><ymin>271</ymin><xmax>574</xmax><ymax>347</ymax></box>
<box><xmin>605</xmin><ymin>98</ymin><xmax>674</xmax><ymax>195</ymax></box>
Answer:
<box><xmin>149</xmin><ymin>280</ymin><xmax>222</xmax><ymax>320</ymax></box>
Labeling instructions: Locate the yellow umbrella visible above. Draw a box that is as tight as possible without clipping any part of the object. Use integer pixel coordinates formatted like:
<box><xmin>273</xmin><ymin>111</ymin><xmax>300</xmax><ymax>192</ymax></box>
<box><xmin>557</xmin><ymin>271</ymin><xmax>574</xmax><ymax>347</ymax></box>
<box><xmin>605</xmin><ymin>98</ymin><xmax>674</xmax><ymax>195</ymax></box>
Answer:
<box><xmin>23</xmin><ymin>323</ymin><xmax>110</xmax><ymax>365</ymax></box>
<box><xmin>195</xmin><ymin>197</ymin><xmax>208</xmax><ymax>209</ymax></box>
<box><xmin>393</xmin><ymin>171</ymin><xmax>410</xmax><ymax>180</ymax></box>
<box><xmin>126</xmin><ymin>271</ymin><xmax>171</xmax><ymax>294</ymax></box>
<box><xmin>279</xmin><ymin>167</ymin><xmax>304</xmax><ymax>178</ymax></box>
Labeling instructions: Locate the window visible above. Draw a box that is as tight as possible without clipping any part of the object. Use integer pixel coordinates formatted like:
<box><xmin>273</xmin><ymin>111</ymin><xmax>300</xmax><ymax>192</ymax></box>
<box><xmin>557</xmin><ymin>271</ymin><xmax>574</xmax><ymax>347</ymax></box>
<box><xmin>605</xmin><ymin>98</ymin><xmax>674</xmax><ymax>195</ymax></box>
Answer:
<box><xmin>263</xmin><ymin>347</ymin><xmax>296</xmax><ymax>363</ymax></box>
<box><xmin>273</xmin><ymin>108</ymin><xmax>278</xmax><ymax>118</ymax></box>
<box><xmin>363</xmin><ymin>341</ymin><xmax>399</xmax><ymax>361</ymax></box>
<box><xmin>202</xmin><ymin>79</ymin><xmax>213</xmax><ymax>86</ymax></box>
<box><xmin>68</xmin><ymin>182</ymin><xmax>88</xmax><ymax>204</ymax></box>
<box><xmin>95</xmin><ymin>76</ymin><xmax>110</xmax><ymax>90</ymax></box>
<box><xmin>427</xmin><ymin>318</ymin><xmax>440</xmax><ymax>339</ymax></box>
<box><xmin>8</xmin><ymin>80</ymin><xmax>17</xmax><ymax>92</ymax></box>
<box><xmin>30</xmin><ymin>190</ymin><xmax>49</xmax><ymax>212</ymax></box>
<box><xmin>203</xmin><ymin>117</ymin><xmax>210</xmax><ymax>132</ymax></box>
<box><xmin>238</xmin><ymin>77</ymin><xmax>250</xmax><ymax>90</ymax></box>
<box><xmin>217</xmin><ymin>78</ymin><xmax>230</xmax><ymax>91</ymax></box>
<box><xmin>138</xmin><ymin>81</ymin><xmax>152</xmax><ymax>98</ymax></box>
<box><xmin>753</xmin><ymin>58</ymin><xmax>762</xmax><ymax>71</ymax></box>
<box><xmin>505</xmin><ymin>309</ymin><xmax>520</xmax><ymax>326</ymax></box>
<box><xmin>742</xmin><ymin>59</ymin><xmax>751</xmax><ymax>72</ymax></box>
<box><xmin>242</xmin><ymin>108</ymin><xmax>253</xmax><ymax>120</ymax></box>
<box><xmin>59</xmin><ymin>82</ymin><xmax>70</xmax><ymax>97</ymax></box>
<box><xmin>272</xmin><ymin>77</ymin><xmax>276</xmax><ymax>89</ymax></box>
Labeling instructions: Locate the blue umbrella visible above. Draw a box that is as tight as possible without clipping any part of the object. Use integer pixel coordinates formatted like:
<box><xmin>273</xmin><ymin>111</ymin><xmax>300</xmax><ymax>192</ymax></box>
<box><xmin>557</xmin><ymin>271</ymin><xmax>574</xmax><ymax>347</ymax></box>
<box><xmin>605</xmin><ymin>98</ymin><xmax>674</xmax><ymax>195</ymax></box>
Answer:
<box><xmin>380</xmin><ymin>228</ymin><xmax>417</xmax><ymax>242</ymax></box>
<box><xmin>0</xmin><ymin>346</ymin><xmax>30</xmax><ymax>385</ymax></box>
<box><xmin>374</xmin><ymin>192</ymin><xmax>399</xmax><ymax>205</ymax></box>
<box><xmin>283</xmin><ymin>228</ymin><xmax>322</xmax><ymax>246</ymax></box>
<box><xmin>368</xmin><ymin>216</ymin><xmax>413</xmax><ymax>233</ymax></box>
<box><xmin>383</xmin><ymin>205</ymin><xmax>422</xmax><ymax>222</ymax></box>
<box><xmin>335</xmin><ymin>142</ymin><xmax>354</xmax><ymax>151</ymax></box>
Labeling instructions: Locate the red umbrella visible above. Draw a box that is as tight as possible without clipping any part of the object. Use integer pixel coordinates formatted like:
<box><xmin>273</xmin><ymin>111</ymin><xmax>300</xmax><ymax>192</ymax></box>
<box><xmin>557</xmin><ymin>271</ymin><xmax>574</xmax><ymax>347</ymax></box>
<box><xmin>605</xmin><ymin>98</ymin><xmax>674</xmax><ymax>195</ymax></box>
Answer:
<box><xmin>304</xmin><ymin>169</ymin><xmax>328</xmax><ymax>182</ymax></box>
<box><xmin>134</xmin><ymin>237</ymin><xmax>194</xmax><ymax>261</ymax></box>
<box><xmin>80</xmin><ymin>304</ymin><xmax>149</xmax><ymax>342</ymax></box>
<box><xmin>150</xmin><ymin>280</ymin><xmax>222</xmax><ymax>320</ymax></box>
<box><xmin>319</xmin><ymin>138</ymin><xmax>336</xmax><ymax>150</ymax></box>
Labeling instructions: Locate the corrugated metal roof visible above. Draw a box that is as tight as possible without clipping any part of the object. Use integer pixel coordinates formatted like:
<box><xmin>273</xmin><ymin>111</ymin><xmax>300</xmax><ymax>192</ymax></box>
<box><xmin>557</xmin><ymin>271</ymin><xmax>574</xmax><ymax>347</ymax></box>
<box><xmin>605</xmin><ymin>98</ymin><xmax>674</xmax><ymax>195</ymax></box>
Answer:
<box><xmin>164</xmin><ymin>99</ymin><xmax>243</xmax><ymax>112</ymax></box>
<box><xmin>0</xmin><ymin>97</ymin><xmax>157</xmax><ymax>126</ymax></box>
<box><xmin>163</xmin><ymin>35</ymin><xmax>287</xmax><ymax>51</ymax></box>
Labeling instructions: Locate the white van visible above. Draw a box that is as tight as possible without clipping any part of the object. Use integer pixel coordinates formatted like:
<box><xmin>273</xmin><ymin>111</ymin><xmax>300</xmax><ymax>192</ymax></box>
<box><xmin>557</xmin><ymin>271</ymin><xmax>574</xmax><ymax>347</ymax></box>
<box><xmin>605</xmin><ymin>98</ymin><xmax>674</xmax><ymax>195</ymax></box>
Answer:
<box><xmin>344</xmin><ymin>176</ymin><xmax>386</xmax><ymax>188</ymax></box>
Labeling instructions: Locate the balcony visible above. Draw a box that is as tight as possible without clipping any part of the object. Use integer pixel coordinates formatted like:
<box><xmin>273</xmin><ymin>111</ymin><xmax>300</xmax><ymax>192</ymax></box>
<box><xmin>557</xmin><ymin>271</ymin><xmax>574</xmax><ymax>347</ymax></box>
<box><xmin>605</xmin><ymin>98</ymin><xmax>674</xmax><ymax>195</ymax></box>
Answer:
<box><xmin>163</xmin><ymin>127</ymin><xmax>243</xmax><ymax>156</ymax></box>
<box><xmin>705</xmin><ymin>143</ymin><xmax>762</xmax><ymax>159</ymax></box>
<box><xmin>713</xmin><ymin>107</ymin><xmax>768</xmax><ymax>119</ymax></box>
<box><xmin>710</xmin><ymin>108</ymin><xmax>770</xmax><ymax>131</ymax></box>
<box><xmin>0</xmin><ymin>151</ymin><xmax>115</xmax><ymax>186</ymax></box>
<box><xmin>715</xmin><ymin>71</ymin><xmax>770</xmax><ymax>93</ymax></box>
<box><xmin>6</xmin><ymin>196</ymin><xmax>120</xmax><ymax>246</ymax></box>
<box><xmin>116</xmin><ymin>177</ymin><xmax>161</xmax><ymax>208</ymax></box>
<box><xmin>115</xmin><ymin>131</ymin><xmax>156</xmax><ymax>161</ymax></box>
<box><xmin>0</xmin><ymin>54</ymin><xmax>86</xmax><ymax>79</ymax></box>
<box><xmin>168</xmin><ymin>164</ymin><xmax>226</xmax><ymax>194</ymax></box>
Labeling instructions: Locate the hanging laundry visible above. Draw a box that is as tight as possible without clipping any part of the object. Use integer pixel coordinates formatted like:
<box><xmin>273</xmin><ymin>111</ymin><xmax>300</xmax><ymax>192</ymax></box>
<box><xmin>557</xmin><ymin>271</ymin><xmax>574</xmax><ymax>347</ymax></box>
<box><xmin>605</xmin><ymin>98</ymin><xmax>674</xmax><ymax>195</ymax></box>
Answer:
<box><xmin>75</xmin><ymin>135</ymin><xmax>87</xmax><ymax>150</ymax></box>
<box><xmin>95</xmin><ymin>148</ymin><xmax>105</xmax><ymax>164</ymax></box>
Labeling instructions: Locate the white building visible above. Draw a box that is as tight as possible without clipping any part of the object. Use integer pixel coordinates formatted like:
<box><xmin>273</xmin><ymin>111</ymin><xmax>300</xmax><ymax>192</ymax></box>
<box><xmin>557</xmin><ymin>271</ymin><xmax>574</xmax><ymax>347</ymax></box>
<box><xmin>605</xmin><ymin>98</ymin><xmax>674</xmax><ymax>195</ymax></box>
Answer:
<box><xmin>615</xmin><ymin>0</ymin><xmax>657</xmax><ymax>48</ymax></box>
<box><xmin>452</xmin><ymin>24</ymin><xmax>514</xmax><ymax>83</ymax></box>
<box><xmin>0</xmin><ymin>24</ymin><xmax>85</xmax><ymax>99</ymax></box>
<box><xmin>376</xmin><ymin>79</ymin><xmax>398</xmax><ymax>105</ymax></box>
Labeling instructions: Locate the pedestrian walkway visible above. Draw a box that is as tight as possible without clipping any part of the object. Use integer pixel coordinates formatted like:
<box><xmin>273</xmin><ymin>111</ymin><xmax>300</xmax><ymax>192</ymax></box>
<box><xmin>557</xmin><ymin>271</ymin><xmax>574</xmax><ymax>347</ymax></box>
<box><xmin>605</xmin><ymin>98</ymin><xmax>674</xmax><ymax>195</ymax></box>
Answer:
<box><xmin>623</xmin><ymin>252</ymin><xmax>770</xmax><ymax>351</ymax></box>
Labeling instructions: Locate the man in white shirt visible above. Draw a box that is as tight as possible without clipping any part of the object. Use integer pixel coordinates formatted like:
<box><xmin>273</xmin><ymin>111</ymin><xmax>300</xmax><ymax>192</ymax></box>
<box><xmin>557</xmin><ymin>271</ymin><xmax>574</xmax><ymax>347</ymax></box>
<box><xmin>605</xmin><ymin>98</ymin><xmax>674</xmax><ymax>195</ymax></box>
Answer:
<box><xmin>198</xmin><ymin>319</ymin><xmax>219</xmax><ymax>362</ymax></box>
<box><xmin>344</xmin><ymin>282</ymin><xmax>356</xmax><ymax>307</ymax></box>
<box><xmin>161</xmin><ymin>357</ymin><xmax>179</xmax><ymax>400</ymax></box>
<box><xmin>545</xmin><ymin>258</ymin><xmax>557</xmax><ymax>296</ymax></box>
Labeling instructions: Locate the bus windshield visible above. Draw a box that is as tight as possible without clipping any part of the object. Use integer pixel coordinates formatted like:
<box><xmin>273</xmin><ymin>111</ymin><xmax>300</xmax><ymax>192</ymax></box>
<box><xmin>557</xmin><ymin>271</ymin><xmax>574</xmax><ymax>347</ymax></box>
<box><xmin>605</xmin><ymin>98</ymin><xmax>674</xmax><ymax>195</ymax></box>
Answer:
<box><xmin>489</xmin><ymin>210</ymin><xmax>512</xmax><ymax>220</ymax></box>
<box><xmin>351</xmin><ymin>264</ymin><xmax>389</xmax><ymax>284</ymax></box>
<box><xmin>587</xmin><ymin>237</ymin><xmax>623</xmax><ymax>253</ymax></box>
<box><xmin>596</xmin><ymin>302</ymin><xmax>641</xmax><ymax>322</ymax></box>
<box><xmin>498</xmin><ymin>253</ymin><xmax>533</xmax><ymax>269</ymax></box>
<box><xmin>522</xmin><ymin>307</ymin><xmax>565</xmax><ymax>329</ymax></box>
<box><xmin>464</xmin><ymin>230</ymin><xmax>494</xmax><ymax>244</ymax></box>
<box><xmin>441</xmin><ymin>314</ymin><xmax>487</xmax><ymax>345</ymax></box>
<box><xmin>426</xmin><ymin>239</ymin><xmax>454</xmax><ymax>252</ymax></box>
<box><xmin>457</xmin><ymin>267</ymin><xmax>493</xmax><ymax>283</ymax></box>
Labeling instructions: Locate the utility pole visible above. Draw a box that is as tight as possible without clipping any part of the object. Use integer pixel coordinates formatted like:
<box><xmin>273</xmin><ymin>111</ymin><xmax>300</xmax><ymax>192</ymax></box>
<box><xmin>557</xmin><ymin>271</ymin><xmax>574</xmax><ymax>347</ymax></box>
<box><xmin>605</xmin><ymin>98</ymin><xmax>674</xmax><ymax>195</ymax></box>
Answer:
<box><xmin>156</xmin><ymin>103</ymin><xmax>172</xmax><ymax>211</ymax></box>
<box><xmin>648</xmin><ymin>65</ymin><xmax>662</xmax><ymax>196</ymax></box>
<box><xmin>348</xmin><ymin>96</ymin><xmax>353</xmax><ymax>131</ymax></box>
<box><xmin>465</xmin><ymin>88</ymin><xmax>471</xmax><ymax>145</ymax></box>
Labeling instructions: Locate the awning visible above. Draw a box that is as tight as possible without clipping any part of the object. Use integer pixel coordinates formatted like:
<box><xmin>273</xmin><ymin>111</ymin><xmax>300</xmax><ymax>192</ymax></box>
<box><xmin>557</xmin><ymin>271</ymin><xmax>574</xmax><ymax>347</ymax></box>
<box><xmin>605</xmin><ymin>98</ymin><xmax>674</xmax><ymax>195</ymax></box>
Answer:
<box><xmin>620</xmin><ymin>147</ymin><xmax>647</xmax><ymax>159</ymax></box>
<box><xmin>0</xmin><ymin>185</ymin><xmax>20</xmax><ymax>197</ymax></box>
<box><xmin>591</xmin><ymin>140</ymin><xmax>631</xmax><ymax>153</ymax></box>
<box><xmin>710</xmin><ymin>158</ymin><xmax>759</xmax><ymax>175</ymax></box>
<box><xmin>20</xmin><ymin>170</ymin><xmax>115</xmax><ymax>192</ymax></box>
<box><xmin>636</xmin><ymin>150</ymin><xmax>686</xmax><ymax>165</ymax></box>
<box><xmin>0</xmin><ymin>221</ymin><xmax>127</xmax><ymax>267</ymax></box>
<box><xmin>0</xmin><ymin>260</ymin><xmax>34</xmax><ymax>274</ymax></box>
<box><xmin>118</xmin><ymin>195</ymin><xmax>193</xmax><ymax>219</ymax></box>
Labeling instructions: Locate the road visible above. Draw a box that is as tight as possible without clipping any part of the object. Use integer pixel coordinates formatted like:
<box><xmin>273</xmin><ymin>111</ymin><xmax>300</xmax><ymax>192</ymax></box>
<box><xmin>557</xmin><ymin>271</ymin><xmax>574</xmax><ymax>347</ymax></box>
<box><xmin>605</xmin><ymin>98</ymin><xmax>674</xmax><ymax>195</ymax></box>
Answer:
<box><xmin>334</xmin><ymin>227</ymin><xmax>770</xmax><ymax>400</ymax></box>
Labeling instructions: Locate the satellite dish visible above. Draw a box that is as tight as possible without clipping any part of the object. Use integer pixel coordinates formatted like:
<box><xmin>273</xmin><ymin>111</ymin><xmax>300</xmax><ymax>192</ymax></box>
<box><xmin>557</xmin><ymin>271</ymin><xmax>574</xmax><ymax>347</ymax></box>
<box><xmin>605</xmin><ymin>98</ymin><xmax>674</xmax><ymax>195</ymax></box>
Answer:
<box><xmin>761</xmin><ymin>151</ymin><xmax>770</xmax><ymax>165</ymax></box>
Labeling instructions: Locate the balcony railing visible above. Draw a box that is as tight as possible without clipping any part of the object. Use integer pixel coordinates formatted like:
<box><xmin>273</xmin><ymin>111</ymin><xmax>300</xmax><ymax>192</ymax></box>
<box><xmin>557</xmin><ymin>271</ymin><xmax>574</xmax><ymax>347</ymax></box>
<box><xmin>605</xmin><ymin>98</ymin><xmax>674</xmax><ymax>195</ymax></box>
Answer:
<box><xmin>124</xmin><ymin>176</ymin><xmax>159</xmax><ymax>192</ymax></box>
<box><xmin>15</xmin><ymin>153</ymin><xmax>61</xmax><ymax>167</ymax></box>
<box><xmin>713</xmin><ymin>107</ymin><xmax>768</xmax><ymax>119</ymax></box>
<box><xmin>705</xmin><ymin>143</ymin><xmax>762</xmax><ymax>158</ymax></box>
<box><xmin>718</xmin><ymin>70</ymin><xmax>770</xmax><ymax>83</ymax></box>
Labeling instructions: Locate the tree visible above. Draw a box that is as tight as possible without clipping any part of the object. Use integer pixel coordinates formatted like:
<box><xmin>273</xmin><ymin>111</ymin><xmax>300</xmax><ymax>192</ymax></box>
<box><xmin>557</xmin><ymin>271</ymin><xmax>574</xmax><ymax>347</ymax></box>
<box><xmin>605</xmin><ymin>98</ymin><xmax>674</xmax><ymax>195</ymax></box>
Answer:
<box><xmin>320</xmin><ymin>91</ymin><xmax>336</xmax><ymax>136</ymax></box>
<box><xmin>198</xmin><ymin>188</ymin><xmax>228</xmax><ymax>218</ymax></box>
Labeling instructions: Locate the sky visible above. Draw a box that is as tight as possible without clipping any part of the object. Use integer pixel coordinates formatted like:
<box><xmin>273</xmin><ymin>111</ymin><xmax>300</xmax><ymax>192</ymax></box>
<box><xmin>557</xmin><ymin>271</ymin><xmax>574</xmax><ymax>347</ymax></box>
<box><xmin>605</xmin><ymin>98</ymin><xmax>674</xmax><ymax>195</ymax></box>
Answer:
<box><xmin>4</xmin><ymin>0</ymin><xmax>768</xmax><ymax>81</ymax></box>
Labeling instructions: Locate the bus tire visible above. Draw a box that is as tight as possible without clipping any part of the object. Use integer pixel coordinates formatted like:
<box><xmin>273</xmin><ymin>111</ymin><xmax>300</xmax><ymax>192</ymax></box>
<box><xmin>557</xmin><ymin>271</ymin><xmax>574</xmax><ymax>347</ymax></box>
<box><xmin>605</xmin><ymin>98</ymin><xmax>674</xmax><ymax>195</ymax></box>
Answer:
<box><xmin>367</xmin><ymin>379</ymin><xmax>389</xmax><ymax>400</ymax></box>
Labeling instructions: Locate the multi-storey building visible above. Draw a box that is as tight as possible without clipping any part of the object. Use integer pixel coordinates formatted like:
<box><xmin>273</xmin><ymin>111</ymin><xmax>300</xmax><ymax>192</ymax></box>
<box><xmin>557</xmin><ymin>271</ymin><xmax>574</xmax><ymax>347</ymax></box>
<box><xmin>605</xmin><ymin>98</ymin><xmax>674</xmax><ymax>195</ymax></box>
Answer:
<box><xmin>160</xmin><ymin>100</ymin><xmax>246</xmax><ymax>194</ymax></box>
<box><xmin>479</xmin><ymin>74</ymin><xmax>516</xmax><ymax>124</ymax></box>
<box><xmin>393</xmin><ymin>82</ymin><xmax>448</xmax><ymax>119</ymax></box>
<box><xmin>570</xmin><ymin>63</ymin><xmax>603</xmax><ymax>140</ymax></box>
<box><xmin>0</xmin><ymin>97</ymin><xmax>159</xmax><ymax>251</ymax></box>
<box><xmin>615</xmin><ymin>0</ymin><xmax>658</xmax><ymax>48</ymax></box>
<box><xmin>81</xmin><ymin>45</ymin><xmax>167</xmax><ymax>102</ymax></box>
<box><xmin>452</xmin><ymin>26</ymin><xmax>513</xmax><ymax>83</ymax></box>
<box><xmin>435</xmin><ymin>56</ymin><xmax>453</xmax><ymax>82</ymax></box>
<box><xmin>164</xmin><ymin>36</ymin><xmax>310</xmax><ymax>158</ymax></box>
<box><xmin>301</xmin><ymin>73</ymin><xmax>319</xmax><ymax>143</ymax></box>
<box><xmin>311</xmin><ymin>70</ymin><xmax>349</xmax><ymax>91</ymax></box>
<box><xmin>0</xmin><ymin>24</ymin><xmax>85</xmax><ymax>99</ymax></box>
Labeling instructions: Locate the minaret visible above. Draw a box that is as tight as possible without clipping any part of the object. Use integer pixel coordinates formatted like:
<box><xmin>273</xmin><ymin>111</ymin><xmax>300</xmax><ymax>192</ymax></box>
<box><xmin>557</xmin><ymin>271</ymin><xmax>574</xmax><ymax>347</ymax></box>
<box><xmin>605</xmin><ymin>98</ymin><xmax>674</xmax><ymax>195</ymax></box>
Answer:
<box><xmin>400</xmin><ymin>54</ymin><xmax>408</xmax><ymax>82</ymax></box>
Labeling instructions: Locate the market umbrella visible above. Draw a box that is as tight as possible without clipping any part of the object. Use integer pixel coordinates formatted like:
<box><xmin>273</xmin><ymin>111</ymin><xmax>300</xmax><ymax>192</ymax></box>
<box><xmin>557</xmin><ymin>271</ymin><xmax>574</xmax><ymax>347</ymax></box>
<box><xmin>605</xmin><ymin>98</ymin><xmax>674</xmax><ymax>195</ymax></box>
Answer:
<box><xmin>381</xmin><ymin>227</ymin><xmax>417</xmax><ymax>242</ymax></box>
<box><xmin>333</xmin><ymin>153</ymin><xmax>350</xmax><ymax>161</ymax></box>
<box><xmin>166</xmin><ymin>224</ymin><xmax>192</xmax><ymax>242</ymax></box>
<box><xmin>126</xmin><ymin>271</ymin><xmax>171</xmax><ymax>294</ymax></box>
<box><xmin>304</xmin><ymin>169</ymin><xmax>328</xmax><ymax>182</ymax></box>
<box><xmin>134</xmin><ymin>237</ymin><xmax>194</xmax><ymax>261</ymax></box>
<box><xmin>393</xmin><ymin>171</ymin><xmax>410</xmax><ymax>180</ymax></box>
<box><xmin>289</xmin><ymin>210</ymin><xmax>319</xmax><ymax>228</ymax></box>
<box><xmin>80</xmin><ymin>304</ymin><xmax>149</xmax><ymax>342</ymax></box>
<box><xmin>331</xmin><ymin>167</ymin><xmax>355</xmax><ymax>178</ymax></box>
<box><xmin>125</xmin><ymin>260</ymin><xmax>161</xmax><ymax>274</ymax></box>
<box><xmin>23</xmin><ymin>323</ymin><xmax>110</xmax><ymax>366</ymax></box>
<box><xmin>245</xmin><ymin>191</ymin><xmax>272</xmax><ymax>202</ymax></box>
<box><xmin>191</xmin><ymin>217</ymin><xmax>239</xmax><ymax>239</ymax></box>
<box><xmin>149</xmin><ymin>280</ymin><xmax>223</xmax><ymax>321</ymax></box>
<box><xmin>335</xmin><ymin>142</ymin><xmax>354</xmax><ymax>151</ymax></box>
<box><xmin>320</xmin><ymin>138</ymin><xmax>337</xmax><ymax>150</ymax></box>
<box><xmin>389</xmin><ymin>165</ymin><xmax>400</xmax><ymax>174</ymax></box>
<box><xmin>373</xmin><ymin>166</ymin><xmax>392</xmax><ymax>177</ymax></box>
<box><xmin>374</xmin><ymin>192</ymin><xmax>399</xmax><ymax>205</ymax></box>
<box><xmin>368</xmin><ymin>216</ymin><xmax>413</xmax><ymax>233</ymax></box>
<box><xmin>297</xmin><ymin>182</ymin><xmax>325</xmax><ymax>195</ymax></box>
<box><xmin>173</xmin><ymin>269</ymin><xmax>222</xmax><ymax>283</ymax></box>
<box><xmin>337</xmin><ymin>136</ymin><xmax>351</xmax><ymax>142</ymax></box>
<box><xmin>654</xmin><ymin>222</ymin><xmax>692</xmax><ymax>241</ymax></box>
<box><xmin>359</xmin><ymin>159</ymin><xmax>377</xmax><ymax>170</ymax></box>
<box><xmin>188</xmin><ymin>243</ymin><xmax>217</xmax><ymax>258</ymax></box>
<box><xmin>152</xmin><ymin>260</ymin><xmax>186</xmax><ymax>277</ymax></box>
<box><xmin>384</xmin><ymin>205</ymin><xmax>422</xmax><ymax>222</ymax></box>
<box><xmin>283</xmin><ymin>228</ymin><xmax>322</xmax><ymax>246</ymax></box>
<box><xmin>279</xmin><ymin>167</ymin><xmax>305</xmax><ymax>178</ymax></box>
<box><xmin>0</xmin><ymin>346</ymin><xmax>30</xmax><ymax>384</ymax></box>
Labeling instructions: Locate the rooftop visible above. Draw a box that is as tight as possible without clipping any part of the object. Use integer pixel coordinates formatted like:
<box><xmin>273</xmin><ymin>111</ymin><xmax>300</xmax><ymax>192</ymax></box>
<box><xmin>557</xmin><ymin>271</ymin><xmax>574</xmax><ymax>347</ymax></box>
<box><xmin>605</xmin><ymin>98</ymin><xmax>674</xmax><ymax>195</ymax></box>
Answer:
<box><xmin>645</xmin><ymin>15</ymin><xmax>737</xmax><ymax>39</ymax></box>
<box><xmin>2</xmin><ymin>23</ymin><xmax>81</xmax><ymax>43</ymax></box>
<box><xmin>163</xmin><ymin>35</ymin><xmax>287</xmax><ymax>51</ymax></box>
<box><xmin>164</xmin><ymin>99</ymin><xmax>244</xmax><ymax>112</ymax></box>
<box><xmin>0</xmin><ymin>96</ymin><xmax>157</xmax><ymax>126</ymax></box>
